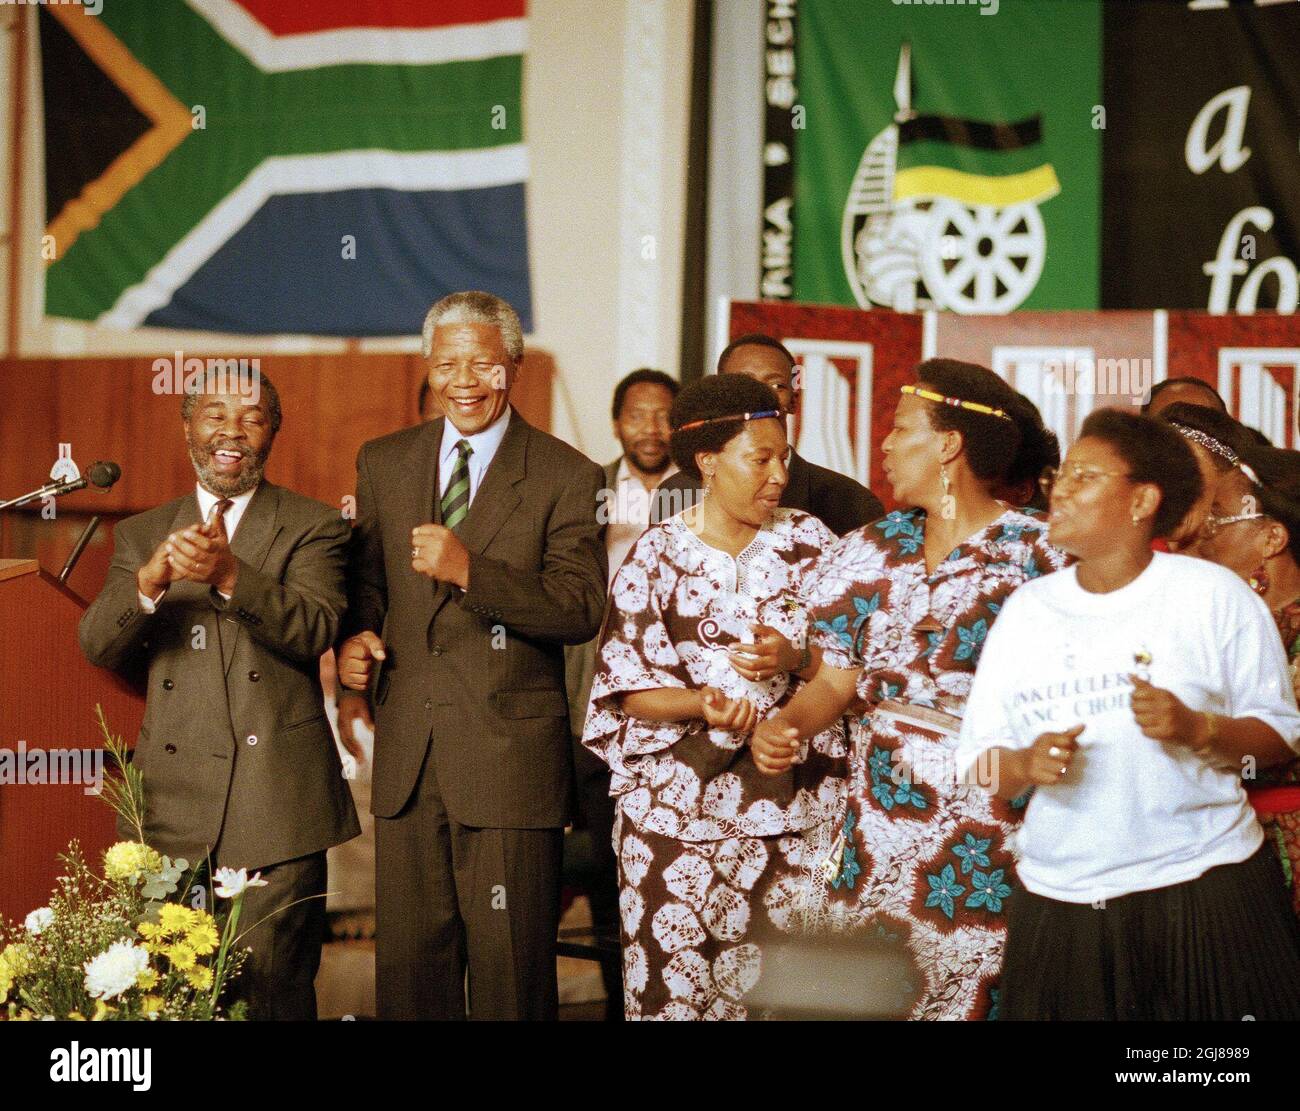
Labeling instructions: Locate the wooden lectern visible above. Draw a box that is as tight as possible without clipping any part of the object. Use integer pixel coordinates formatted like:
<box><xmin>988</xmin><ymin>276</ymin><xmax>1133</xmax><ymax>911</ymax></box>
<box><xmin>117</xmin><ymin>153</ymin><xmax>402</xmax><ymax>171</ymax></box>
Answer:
<box><xmin>0</xmin><ymin>559</ymin><xmax>144</xmax><ymax>923</ymax></box>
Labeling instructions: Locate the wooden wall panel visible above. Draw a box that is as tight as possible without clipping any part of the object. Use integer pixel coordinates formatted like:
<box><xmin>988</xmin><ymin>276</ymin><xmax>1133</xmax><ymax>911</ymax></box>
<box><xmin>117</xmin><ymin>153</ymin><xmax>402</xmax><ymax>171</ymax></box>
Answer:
<box><xmin>0</xmin><ymin>352</ymin><xmax>555</xmax><ymax>593</ymax></box>
<box><xmin>0</xmin><ymin>352</ymin><xmax>553</xmax><ymax>512</ymax></box>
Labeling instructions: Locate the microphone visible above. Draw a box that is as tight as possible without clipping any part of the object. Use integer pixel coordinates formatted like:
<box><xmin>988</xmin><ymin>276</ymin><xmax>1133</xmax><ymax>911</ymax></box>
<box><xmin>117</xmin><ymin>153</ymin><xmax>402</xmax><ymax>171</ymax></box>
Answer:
<box><xmin>87</xmin><ymin>461</ymin><xmax>121</xmax><ymax>489</ymax></box>
<box><xmin>0</xmin><ymin>460</ymin><xmax>121</xmax><ymax>510</ymax></box>
<box><xmin>59</xmin><ymin>514</ymin><xmax>101</xmax><ymax>586</ymax></box>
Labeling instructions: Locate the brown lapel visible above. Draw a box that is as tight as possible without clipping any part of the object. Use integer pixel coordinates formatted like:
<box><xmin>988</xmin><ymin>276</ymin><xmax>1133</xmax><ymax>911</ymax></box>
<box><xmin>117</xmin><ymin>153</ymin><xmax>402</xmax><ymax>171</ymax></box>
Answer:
<box><xmin>219</xmin><ymin>482</ymin><xmax>283</xmax><ymax>675</ymax></box>
<box><xmin>427</xmin><ymin>408</ymin><xmax>528</xmax><ymax>629</ymax></box>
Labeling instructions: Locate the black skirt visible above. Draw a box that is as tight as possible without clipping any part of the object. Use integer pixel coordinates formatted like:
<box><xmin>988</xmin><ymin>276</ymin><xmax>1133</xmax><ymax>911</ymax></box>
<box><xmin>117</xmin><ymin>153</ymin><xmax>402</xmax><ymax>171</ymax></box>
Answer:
<box><xmin>1000</xmin><ymin>844</ymin><xmax>1300</xmax><ymax>1020</ymax></box>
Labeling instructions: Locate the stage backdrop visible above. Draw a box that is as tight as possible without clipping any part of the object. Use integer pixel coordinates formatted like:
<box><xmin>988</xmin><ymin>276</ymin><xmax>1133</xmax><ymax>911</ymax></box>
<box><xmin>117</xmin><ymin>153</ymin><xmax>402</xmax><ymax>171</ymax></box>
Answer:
<box><xmin>760</xmin><ymin>0</ymin><xmax>1300</xmax><ymax>318</ymax></box>
<box><xmin>38</xmin><ymin>0</ymin><xmax>531</xmax><ymax>336</ymax></box>
<box><xmin>723</xmin><ymin>299</ymin><xmax>1300</xmax><ymax>506</ymax></box>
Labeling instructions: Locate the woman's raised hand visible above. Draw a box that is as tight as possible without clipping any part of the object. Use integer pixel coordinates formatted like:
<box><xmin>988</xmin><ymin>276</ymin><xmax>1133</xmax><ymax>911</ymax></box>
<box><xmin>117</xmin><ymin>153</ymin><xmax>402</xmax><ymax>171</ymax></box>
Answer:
<box><xmin>700</xmin><ymin>686</ymin><xmax>759</xmax><ymax>732</ymax></box>
<box><xmin>751</xmin><ymin>716</ymin><xmax>802</xmax><ymax>777</ymax></box>
<box><xmin>1128</xmin><ymin>674</ymin><xmax>1201</xmax><ymax>748</ymax></box>
<box><xmin>1021</xmin><ymin>723</ymin><xmax>1085</xmax><ymax>785</ymax></box>
<box><xmin>728</xmin><ymin>624</ymin><xmax>802</xmax><ymax>682</ymax></box>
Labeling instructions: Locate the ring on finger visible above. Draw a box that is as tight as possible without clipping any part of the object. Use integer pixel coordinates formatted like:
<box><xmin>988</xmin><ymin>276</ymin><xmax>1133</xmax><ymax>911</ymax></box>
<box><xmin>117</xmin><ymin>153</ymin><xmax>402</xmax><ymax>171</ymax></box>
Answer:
<box><xmin>1048</xmin><ymin>746</ymin><xmax>1063</xmax><ymax>758</ymax></box>
<box><xmin>1059</xmin><ymin>764</ymin><xmax>1068</xmax><ymax>776</ymax></box>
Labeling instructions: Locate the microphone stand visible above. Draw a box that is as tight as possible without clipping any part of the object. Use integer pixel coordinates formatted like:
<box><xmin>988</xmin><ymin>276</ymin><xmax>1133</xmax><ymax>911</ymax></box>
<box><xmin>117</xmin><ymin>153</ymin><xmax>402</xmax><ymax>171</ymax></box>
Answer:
<box><xmin>0</xmin><ymin>474</ymin><xmax>93</xmax><ymax>510</ymax></box>
<box><xmin>59</xmin><ymin>515</ymin><xmax>101</xmax><ymax>585</ymax></box>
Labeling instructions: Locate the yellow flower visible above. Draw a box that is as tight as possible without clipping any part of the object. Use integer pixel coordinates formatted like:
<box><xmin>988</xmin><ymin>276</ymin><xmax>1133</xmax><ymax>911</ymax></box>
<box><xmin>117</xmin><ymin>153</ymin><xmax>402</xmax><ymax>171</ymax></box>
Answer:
<box><xmin>0</xmin><ymin>943</ymin><xmax>31</xmax><ymax>1001</ymax></box>
<box><xmin>1</xmin><ymin>943</ymin><xmax>32</xmax><ymax>977</ymax></box>
<box><xmin>137</xmin><ymin>920</ymin><xmax>160</xmax><ymax>940</ymax></box>
<box><xmin>92</xmin><ymin>999</ymin><xmax>115</xmax><ymax>1021</ymax></box>
<box><xmin>185</xmin><ymin>965</ymin><xmax>213</xmax><ymax>990</ymax></box>
<box><xmin>67</xmin><ymin>1011</ymin><xmax>86</xmax><ymax>1021</ymax></box>
<box><xmin>136</xmin><ymin>966</ymin><xmax>159</xmax><ymax>990</ymax></box>
<box><xmin>186</xmin><ymin>918</ymin><xmax>220</xmax><ymax>956</ymax></box>
<box><xmin>104</xmin><ymin>841</ymin><xmax>162</xmax><ymax>883</ymax></box>
<box><xmin>165</xmin><ymin>942</ymin><xmax>197</xmax><ymax>971</ymax></box>
<box><xmin>158</xmin><ymin>903</ymin><xmax>197</xmax><ymax>936</ymax></box>
<box><xmin>141</xmin><ymin>995</ymin><xmax>164</xmax><ymax>1018</ymax></box>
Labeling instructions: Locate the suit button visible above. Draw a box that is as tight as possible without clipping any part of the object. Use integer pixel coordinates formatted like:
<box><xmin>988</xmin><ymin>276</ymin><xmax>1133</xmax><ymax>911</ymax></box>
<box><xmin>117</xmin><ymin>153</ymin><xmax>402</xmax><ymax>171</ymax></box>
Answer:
<box><xmin>246</xmin><ymin>734</ymin><xmax>258</xmax><ymax>746</ymax></box>
<box><xmin>431</xmin><ymin>646</ymin><xmax>443</xmax><ymax>657</ymax></box>
<box><xmin>248</xmin><ymin>670</ymin><xmax>260</xmax><ymax>682</ymax></box>
<box><xmin>162</xmin><ymin>679</ymin><xmax>174</xmax><ymax>690</ymax></box>
<box><xmin>423</xmin><ymin>698</ymin><xmax>433</xmax><ymax>710</ymax></box>
<box><xmin>164</xmin><ymin>743</ymin><xmax>176</xmax><ymax>754</ymax></box>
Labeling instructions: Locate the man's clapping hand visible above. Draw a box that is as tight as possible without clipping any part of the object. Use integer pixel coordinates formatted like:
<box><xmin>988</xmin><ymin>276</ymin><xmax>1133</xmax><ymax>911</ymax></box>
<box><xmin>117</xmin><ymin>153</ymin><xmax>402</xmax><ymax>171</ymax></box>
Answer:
<box><xmin>142</xmin><ymin>506</ymin><xmax>239</xmax><ymax>597</ymax></box>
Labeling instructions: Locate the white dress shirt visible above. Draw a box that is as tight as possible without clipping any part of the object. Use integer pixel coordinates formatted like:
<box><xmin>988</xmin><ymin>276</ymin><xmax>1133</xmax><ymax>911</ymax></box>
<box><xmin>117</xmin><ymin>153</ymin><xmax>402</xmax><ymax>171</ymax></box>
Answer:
<box><xmin>138</xmin><ymin>483</ymin><xmax>256</xmax><ymax>611</ymax></box>
<box><xmin>605</xmin><ymin>457</ymin><xmax>677</xmax><ymax>584</ymax></box>
<box><xmin>438</xmin><ymin>409</ymin><xmax>511</xmax><ymax>508</ymax></box>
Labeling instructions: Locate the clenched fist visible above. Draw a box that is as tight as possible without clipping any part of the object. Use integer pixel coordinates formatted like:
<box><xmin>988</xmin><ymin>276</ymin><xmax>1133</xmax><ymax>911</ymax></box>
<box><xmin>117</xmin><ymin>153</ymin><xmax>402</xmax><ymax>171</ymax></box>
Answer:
<box><xmin>411</xmin><ymin>524</ymin><xmax>470</xmax><ymax>589</ymax></box>
<box><xmin>337</xmin><ymin>631</ymin><xmax>387</xmax><ymax>692</ymax></box>
<box><xmin>1129</xmin><ymin>674</ymin><xmax>1201</xmax><ymax>748</ymax></box>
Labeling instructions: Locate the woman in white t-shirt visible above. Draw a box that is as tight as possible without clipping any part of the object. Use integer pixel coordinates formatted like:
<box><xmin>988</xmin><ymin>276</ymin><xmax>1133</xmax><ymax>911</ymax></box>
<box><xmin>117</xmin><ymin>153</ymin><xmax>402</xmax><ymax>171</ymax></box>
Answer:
<box><xmin>958</xmin><ymin>408</ymin><xmax>1300</xmax><ymax>1021</ymax></box>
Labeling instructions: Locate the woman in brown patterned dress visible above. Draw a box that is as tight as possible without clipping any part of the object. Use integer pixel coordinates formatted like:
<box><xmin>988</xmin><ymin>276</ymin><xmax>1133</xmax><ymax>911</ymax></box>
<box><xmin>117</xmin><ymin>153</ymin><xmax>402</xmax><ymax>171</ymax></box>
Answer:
<box><xmin>582</xmin><ymin>374</ymin><xmax>846</xmax><ymax>1020</ymax></box>
<box><xmin>753</xmin><ymin>360</ymin><xmax>1068</xmax><ymax>1020</ymax></box>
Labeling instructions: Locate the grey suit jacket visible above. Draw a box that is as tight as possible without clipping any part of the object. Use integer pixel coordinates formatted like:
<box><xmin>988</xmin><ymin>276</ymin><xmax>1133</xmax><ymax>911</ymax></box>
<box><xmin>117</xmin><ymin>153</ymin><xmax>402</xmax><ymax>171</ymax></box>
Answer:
<box><xmin>341</xmin><ymin>409</ymin><xmax>607</xmax><ymax>826</ymax></box>
<box><xmin>78</xmin><ymin>481</ymin><xmax>359</xmax><ymax>872</ymax></box>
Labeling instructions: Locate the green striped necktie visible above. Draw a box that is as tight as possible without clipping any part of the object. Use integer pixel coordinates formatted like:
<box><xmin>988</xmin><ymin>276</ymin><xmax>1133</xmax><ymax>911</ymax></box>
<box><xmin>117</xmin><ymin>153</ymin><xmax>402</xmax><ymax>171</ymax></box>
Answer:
<box><xmin>440</xmin><ymin>439</ymin><xmax>473</xmax><ymax>530</ymax></box>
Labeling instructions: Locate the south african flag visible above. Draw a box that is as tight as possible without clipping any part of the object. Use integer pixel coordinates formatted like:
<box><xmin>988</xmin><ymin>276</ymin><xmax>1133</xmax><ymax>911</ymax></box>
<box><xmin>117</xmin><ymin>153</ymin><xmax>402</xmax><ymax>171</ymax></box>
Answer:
<box><xmin>40</xmin><ymin>0</ymin><xmax>531</xmax><ymax>336</ymax></box>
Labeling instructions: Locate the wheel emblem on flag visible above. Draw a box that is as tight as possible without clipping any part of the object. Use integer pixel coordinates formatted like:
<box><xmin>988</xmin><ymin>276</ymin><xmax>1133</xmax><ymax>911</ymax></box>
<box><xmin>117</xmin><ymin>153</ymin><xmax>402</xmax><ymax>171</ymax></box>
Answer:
<box><xmin>841</xmin><ymin>44</ymin><xmax>1057</xmax><ymax>315</ymax></box>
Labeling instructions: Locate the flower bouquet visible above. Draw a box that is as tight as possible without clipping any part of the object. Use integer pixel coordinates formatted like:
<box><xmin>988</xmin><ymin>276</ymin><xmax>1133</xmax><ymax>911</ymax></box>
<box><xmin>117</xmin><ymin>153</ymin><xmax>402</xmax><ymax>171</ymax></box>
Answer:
<box><xmin>0</xmin><ymin>707</ymin><xmax>259</xmax><ymax>1020</ymax></box>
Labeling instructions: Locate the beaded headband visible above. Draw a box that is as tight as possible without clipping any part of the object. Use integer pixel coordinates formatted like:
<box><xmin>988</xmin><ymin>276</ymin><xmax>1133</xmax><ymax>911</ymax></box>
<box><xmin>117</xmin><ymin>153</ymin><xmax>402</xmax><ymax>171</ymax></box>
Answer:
<box><xmin>900</xmin><ymin>384</ymin><xmax>1013</xmax><ymax>422</ymax></box>
<box><xmin>674</xmin><ymin>408</ymin><xmax>782</xmax><ymax>433</ymax></box>
<box><xmin>1168</xmin><ymin>421</ymin><xmax>1238</xmax><ymax>464</ymax></box>
<box><xmin>1167</xmin><ymin>419</ymin><xmax>1264</xmax><ymax>485</ymax></box>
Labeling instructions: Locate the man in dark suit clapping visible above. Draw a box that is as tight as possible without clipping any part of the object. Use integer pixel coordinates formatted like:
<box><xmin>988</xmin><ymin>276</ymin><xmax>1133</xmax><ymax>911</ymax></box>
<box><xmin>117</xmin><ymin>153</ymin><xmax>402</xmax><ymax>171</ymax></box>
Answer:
<box><xmin>79</xmin><ymin>375</ymin><xmax>358</xmax><ymax>1020</ymax></box>
<box><xmin>337</xmin><ymin>291</ymin><xmax>607</xmax><ymax>1021</ymax></box>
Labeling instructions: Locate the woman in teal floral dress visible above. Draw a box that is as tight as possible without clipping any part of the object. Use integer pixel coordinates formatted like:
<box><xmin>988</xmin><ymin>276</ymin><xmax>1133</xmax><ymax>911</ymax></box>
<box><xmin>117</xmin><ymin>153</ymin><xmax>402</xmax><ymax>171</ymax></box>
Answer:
<box><xmin>752</xmin><ymin>360</ymin><xmax>1067</xmax><ymax>1020</ymax></box>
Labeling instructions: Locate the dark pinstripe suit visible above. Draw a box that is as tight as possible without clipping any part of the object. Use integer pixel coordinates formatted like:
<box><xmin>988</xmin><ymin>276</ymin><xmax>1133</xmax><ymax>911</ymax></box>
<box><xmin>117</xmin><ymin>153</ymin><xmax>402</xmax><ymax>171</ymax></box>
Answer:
<box><xmin>341</xmin><ymin>409</ymin><xmax>606</xmax><ymax>1019</ymax></box>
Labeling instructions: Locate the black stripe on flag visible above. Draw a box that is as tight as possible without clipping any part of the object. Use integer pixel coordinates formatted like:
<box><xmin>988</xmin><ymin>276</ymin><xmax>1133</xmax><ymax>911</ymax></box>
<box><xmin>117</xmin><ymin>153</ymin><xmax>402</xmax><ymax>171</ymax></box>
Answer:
<box><xmin>898</xmin><ymin>114</ymin><xmax>1042</xmax><ymax>151</ymax></box>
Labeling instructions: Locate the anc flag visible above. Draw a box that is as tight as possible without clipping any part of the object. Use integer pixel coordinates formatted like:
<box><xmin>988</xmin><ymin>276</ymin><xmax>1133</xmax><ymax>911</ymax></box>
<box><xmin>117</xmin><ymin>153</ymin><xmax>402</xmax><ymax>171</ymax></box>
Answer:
<box><xmin>780</xmin><ymin>0</ymin><xmax>1300</xmax><ymax>316</ymax></box>
<box><xmin>40</xmin><ymin>0</ymin><xmax>531</xmax><ymax>336</ymax></box>
<box><xmin>783</xmin><ymin>0</ymin><xmax>1100</xmax><ymax>314</ymax></box>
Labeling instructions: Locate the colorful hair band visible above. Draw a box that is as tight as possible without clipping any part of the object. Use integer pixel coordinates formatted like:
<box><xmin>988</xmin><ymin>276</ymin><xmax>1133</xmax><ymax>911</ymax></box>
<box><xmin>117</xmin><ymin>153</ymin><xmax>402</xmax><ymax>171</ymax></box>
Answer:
<box><xmin>900</xmin><ymin>384</ymin><xmax>1013</xmax><ymax>422</ymax></box>
<box><xmin>674</xmin><ymin>408</ymin><xmax>783</xmax><ymax>433</ymax></box>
